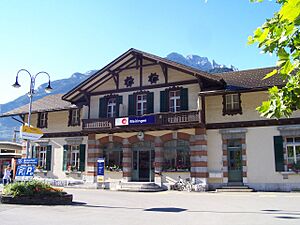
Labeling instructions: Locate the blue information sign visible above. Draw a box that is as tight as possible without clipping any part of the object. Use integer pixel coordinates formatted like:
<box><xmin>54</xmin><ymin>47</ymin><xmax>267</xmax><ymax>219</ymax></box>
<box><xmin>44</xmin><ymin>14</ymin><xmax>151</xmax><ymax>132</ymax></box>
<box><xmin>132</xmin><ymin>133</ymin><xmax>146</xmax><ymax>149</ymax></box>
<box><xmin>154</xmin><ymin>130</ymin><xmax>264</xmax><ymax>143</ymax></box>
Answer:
<box><xmin>15</xmin><ymin>165</ymin><xmax>36</xmax><ymax>181</ymax></box>
<box><xmin>97</xmin><ymin>158</ymin><xmax>105</xmax><ymax>182</ymax></box>
<box><xmin>128</xmin><ymin>115</ymin><xmax>155</xmax><ymax>125</ymax></box>
<box><xmin>17</xmin><ymin>158</ymin><xmax>38</xmax><ymax>165</ymax></box>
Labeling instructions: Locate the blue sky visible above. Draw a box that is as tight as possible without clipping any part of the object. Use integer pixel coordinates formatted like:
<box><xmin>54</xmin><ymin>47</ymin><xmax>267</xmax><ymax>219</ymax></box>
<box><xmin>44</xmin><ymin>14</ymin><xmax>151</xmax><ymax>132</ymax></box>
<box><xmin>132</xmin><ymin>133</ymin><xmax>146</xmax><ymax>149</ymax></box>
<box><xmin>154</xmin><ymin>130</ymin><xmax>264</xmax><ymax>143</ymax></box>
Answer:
<box><xmin>0</xmin><ymin>0</ymin><xmax>279</xmax><ymax>104</ymax></box>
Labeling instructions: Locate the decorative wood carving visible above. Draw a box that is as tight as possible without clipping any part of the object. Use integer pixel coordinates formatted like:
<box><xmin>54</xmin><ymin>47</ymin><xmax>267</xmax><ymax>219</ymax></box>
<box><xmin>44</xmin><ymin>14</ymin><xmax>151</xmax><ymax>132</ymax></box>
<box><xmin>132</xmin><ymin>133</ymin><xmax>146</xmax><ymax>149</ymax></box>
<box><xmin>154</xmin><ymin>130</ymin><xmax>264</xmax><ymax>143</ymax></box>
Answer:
<box><xmin>124</xmin><ymin>76</ymin><xmax>134</xmax><ymax>87</ymax></box>
<box><xmin>148</xmin><ymin>73</ymin><xmax>159</xmax><ymax>84</ymax></box>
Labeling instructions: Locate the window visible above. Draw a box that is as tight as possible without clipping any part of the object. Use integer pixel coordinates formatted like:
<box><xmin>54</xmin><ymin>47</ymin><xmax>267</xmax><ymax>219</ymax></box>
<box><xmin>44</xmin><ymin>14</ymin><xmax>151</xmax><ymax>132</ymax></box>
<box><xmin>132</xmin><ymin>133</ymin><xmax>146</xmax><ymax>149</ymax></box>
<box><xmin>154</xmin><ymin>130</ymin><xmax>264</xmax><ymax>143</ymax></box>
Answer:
<box><xmin>68</xmin><ymin>108</ymin><xmax>80</xmax><ymax>126</ymax></box>
<box><xmin>223</xmin><ymin>93</ymin><xmax>242</xmax><ymax>115</ymax></box>
<box><xmin>63</xmin><ymin>144</ymin><xmax>85</xmax><ymax>172</ymax></box>
<box><xmin>32</xmin><ymin>145</ymin><xmax>52</xmax><ymax>171</ymax></box>
<box><xmin>136</xmin><ymin>94</ymin><xmax>147</xmax><ymax>116</ymax></box>
<box><xmin>70</xmin><ymin>145</ymin><xmax>80</xmax><ymax>171</ymax></box>
<box><xmin>169</xmin><ymin>90</ymin><xmax>181</xmax><ymax>112</ymax></box>
<box><xmin>37</xmin><ymin>146</ymin><xmax>47</xmax><ymax>169</ymax></box>
<box><xmin>286</xmin><ymin>137</ymin><xmax>300</xmax><ymax>171</ymax></box>
<box><xmin>107</xmin><ymin>98</ymin><xmax>117</xmax><ymax>118</ymax></box>
<box><xmin>163</xmin><ymin>140</ymin><xmax>190</xmax><ymax>172</ymax></box>
<box><xmin>37</xmin><ymin>112</ymin><xmax>48</xmax><ymax>128</ymax></box>
<box><xmin>103</xmin><ymin>143</ymin><xmax>123</xmax><ymax>171</ymax></box>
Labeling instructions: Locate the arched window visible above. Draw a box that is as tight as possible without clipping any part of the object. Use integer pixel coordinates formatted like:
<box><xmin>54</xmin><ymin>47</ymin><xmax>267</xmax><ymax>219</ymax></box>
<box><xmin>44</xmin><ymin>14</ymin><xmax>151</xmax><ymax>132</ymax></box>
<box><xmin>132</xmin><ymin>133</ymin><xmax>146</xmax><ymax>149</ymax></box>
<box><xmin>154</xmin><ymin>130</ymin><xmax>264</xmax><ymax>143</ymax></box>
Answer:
<box><xmin>163</xmin><ymin>140</ymin><xmax>190</xmax><ymax>172</ymax></box>
<box><xmin>103</xmin><ymin>143</ymin><xmax>122</xmax><ymax>171</ymax></box>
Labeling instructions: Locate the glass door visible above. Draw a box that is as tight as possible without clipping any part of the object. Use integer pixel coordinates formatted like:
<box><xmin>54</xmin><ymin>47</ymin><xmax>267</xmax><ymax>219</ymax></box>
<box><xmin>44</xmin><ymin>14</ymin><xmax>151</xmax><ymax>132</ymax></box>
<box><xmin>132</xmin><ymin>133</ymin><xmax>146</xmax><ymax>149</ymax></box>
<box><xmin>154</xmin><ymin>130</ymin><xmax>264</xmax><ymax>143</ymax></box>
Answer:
<box><xmin>132</xmin><ymin>142</ymin><xmax>155</xmax><ymax>182</ymax></box>
<box><xmin>227</xmin><ymin>139</ymin><xmax>243</xmax><ymax>183</ymax></box>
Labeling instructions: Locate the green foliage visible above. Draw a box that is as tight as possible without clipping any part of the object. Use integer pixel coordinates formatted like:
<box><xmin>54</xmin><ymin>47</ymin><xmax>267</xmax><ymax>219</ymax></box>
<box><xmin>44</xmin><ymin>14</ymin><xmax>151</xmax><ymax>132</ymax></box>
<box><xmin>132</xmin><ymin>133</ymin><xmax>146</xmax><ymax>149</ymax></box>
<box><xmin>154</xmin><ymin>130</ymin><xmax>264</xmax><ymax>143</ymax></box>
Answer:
<box><xmin>249</xmin><ymin>0</ymin><xmax>300</xmax><ymax>118</ymax></box>
<box><xmin>2</xmin><ymin>180</ymin><xmax>65</xmax><ymax>197</ymax></box>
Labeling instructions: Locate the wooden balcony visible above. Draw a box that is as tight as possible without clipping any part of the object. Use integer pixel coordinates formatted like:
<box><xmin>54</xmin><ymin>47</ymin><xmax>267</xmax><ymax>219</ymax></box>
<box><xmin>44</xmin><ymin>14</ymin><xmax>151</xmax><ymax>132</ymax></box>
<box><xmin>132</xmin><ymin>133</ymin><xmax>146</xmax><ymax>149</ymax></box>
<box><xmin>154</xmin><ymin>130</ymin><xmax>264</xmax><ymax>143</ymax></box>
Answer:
<box><xmin>82</xmin><ymin>110</ymin><xmax>201</xmax><ymax>133</ymax></box>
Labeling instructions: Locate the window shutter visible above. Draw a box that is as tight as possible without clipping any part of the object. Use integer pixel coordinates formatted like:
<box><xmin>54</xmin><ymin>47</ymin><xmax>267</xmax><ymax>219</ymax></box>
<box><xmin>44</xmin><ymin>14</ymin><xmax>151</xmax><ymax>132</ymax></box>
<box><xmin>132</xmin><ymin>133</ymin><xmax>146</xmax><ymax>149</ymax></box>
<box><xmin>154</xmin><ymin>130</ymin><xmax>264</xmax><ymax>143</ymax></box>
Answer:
<box><xmin>180</xmin><ymin>88</ymin><xmax>189</xmax><ymax>111</ymax></box>
<box><xmin>32</xmin><ymin>145</ymin><xmax>36</xmax><ymax>158</ymax></box>
<box><xmin>99</xmin><ymin>97</ymin><xmax>107</xmax><ymax>118</ymax></box>
<box><xmin>77</xmin><ymin>108</ymin><xmax>81</xmax><ymax>126</ymax></box>
<box><xmin>68</xmin><ymin>109</ymin><xmax>72</xmax><ymax>126</ymax></box>
<box><xmin>79</xmin><ymin>144</ymin><xmax>86</xmax><ymax>172</ymax></box>
<box><xmin>46</xmin><ymin>145</ymin><xmax>52</xmax><ymax>171</ymax></box>
<box><xmin>116</xmin><ymin>96</ymin><xmax>123</xmax><ymax>117</ymax></box>
<box><xmin>147</xmin><ymin>92</ymin><xmax>154</xmax><ymax>114</ymax></box>
<box><xmin>45</xmin><ymin>112</ymin><xmax>48</xmax><ymax>128</ymax></box>
<box><xmin>160</xmin><ymin>90</ymin><xmax>169</xmax><ymax>112</ymax></box>
<box><xmin>63</xmin><ymin>145</ymin><xmax>68</xmax><ymax>171</ymax></box>
<box><xmin>128</xmin><ymin>94</ymin><xmax>135</xmax><ymax>116</ymax></box>
<box><xmin>37</xmin><ymin>113</ymin><xmax>41</xmax><ymax>128</ymax></box>
<box><xmin>273</xmin><ymin>136</ymin><xmax>284</xmax><ymax>172</ymax></box>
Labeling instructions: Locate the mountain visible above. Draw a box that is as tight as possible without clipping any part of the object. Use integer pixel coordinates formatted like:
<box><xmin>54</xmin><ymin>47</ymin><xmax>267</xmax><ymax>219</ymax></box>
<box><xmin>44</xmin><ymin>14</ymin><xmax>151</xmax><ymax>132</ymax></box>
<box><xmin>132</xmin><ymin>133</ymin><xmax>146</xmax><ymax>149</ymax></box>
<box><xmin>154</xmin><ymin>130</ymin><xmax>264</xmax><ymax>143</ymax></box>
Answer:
<box><xmin>0</xmin><ymin>70</ymin><xmax>97</xmax><ymax>140</ymax></box>
<box><xmin>166</xmin><ymin>52</ymin><xmax>237</xmax><ymax>73</ymax></box>
<box><xmin>0</xmin><ymin>52</ymin><xmax>238</xmax><ymax>141</ymax></box>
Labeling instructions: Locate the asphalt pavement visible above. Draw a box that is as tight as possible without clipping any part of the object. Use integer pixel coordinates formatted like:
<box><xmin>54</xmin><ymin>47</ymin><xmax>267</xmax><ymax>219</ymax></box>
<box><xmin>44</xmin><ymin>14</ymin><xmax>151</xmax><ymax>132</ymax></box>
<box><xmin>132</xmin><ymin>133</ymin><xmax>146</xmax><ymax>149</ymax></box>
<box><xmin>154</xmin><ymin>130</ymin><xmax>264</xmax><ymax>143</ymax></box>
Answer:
<box><xmin>1</xmin><ymin>188</ymin><xmax>300</xmax><ymax>225</ymax></box>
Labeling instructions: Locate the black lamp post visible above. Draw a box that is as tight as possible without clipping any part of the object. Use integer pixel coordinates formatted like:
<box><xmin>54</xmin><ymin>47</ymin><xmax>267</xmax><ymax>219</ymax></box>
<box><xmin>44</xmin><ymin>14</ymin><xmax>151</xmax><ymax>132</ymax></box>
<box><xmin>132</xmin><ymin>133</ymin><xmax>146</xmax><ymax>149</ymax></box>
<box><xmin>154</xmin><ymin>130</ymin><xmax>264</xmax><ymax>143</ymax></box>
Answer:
<box><xmin>12</xmin><ymin>69</ymin><xmax>53</xmax><ymax>158</ymax></box>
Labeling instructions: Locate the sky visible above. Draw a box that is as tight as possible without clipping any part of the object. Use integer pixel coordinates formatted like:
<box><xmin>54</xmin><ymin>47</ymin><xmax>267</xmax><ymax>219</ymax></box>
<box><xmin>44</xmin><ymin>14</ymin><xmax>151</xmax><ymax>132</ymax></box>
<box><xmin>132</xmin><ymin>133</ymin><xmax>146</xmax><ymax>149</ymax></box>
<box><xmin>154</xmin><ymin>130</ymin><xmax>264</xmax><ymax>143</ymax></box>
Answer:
<box><xmin>0</xmin><ymin>0</ymin><xmax>280</xmax><ymax>105</ymax></box>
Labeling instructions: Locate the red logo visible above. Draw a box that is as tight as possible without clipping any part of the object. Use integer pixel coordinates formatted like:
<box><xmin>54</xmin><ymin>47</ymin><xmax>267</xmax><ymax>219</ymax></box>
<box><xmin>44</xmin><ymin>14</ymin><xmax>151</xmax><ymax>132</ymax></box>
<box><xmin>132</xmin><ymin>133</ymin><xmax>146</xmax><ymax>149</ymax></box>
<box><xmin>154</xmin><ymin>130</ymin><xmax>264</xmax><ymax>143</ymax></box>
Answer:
<box><xmin>122</xmin><ymin>118</ymin><xmax>127</xmax><ymax>124</ymax></box>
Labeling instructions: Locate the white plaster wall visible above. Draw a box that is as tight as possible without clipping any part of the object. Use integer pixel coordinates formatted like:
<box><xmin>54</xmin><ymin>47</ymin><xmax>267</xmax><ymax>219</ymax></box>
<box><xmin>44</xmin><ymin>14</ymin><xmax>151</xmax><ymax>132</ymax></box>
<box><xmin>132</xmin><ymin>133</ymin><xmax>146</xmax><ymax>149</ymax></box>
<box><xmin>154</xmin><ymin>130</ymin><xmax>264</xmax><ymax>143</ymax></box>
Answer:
<box><xmin>246</xmin><ymin>126</ymin><xmax>300</xmax><ymax>184</ymax></box>
<box><xmin>207</xmin><ymin>129</ymin><xmax>223</xmax><ymax>174</ymax></box>
<box><xmin>34</xmin><ymin>136</ymin><xmax>88</xmax><ymax>181</ymax></box>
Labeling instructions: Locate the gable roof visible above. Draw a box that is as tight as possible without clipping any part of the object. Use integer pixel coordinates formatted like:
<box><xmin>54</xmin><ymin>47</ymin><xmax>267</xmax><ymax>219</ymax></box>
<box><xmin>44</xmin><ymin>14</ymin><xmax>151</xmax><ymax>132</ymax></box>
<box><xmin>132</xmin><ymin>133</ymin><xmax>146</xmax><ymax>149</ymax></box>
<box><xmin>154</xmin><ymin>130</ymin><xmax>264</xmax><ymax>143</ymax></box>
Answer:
<box><xmin>199</xmin><ymin>67</ymin><xmax>284</xmax><ymax>95</ymax></box>
<box><xmin>62</xmin><ymin>48</ymin><xmax>225</xmax><ymax>103</ymax></box>
<box><xmin>0</xmin><ymin>94</ymin><xmax>76</xmax><ymax>118</ymax></box>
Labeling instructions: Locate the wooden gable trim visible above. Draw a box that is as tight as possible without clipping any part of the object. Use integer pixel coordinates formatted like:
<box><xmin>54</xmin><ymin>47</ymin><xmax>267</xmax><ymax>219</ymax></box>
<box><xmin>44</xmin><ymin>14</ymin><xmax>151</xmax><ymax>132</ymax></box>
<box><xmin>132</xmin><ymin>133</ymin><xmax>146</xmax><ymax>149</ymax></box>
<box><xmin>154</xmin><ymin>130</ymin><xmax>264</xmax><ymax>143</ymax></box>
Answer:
<box><xmin>90</xmin><ymin>79</ymin><xmax>198</xmax><ymax>96</ymax></box>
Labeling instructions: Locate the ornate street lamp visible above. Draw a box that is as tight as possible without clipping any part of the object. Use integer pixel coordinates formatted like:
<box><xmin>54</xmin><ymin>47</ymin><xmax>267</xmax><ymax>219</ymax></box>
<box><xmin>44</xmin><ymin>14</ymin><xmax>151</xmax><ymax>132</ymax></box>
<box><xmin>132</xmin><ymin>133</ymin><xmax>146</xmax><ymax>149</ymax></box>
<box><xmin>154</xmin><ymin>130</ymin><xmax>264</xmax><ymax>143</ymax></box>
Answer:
<box><xmin>12</xmin><ymin>69</ymin><xmax>53</xmax><ymax>158</ymax></box>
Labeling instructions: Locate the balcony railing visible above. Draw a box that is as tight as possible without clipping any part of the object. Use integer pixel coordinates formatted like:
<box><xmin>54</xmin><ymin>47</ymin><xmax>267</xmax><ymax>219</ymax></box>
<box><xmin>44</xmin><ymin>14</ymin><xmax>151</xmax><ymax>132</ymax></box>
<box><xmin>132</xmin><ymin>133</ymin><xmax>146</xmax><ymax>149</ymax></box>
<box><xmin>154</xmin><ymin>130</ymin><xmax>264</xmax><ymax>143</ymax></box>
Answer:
<box><xmin>82</xmin><ymin>110</ymin><xmax>201</xmax><ymax>132</ymax></box>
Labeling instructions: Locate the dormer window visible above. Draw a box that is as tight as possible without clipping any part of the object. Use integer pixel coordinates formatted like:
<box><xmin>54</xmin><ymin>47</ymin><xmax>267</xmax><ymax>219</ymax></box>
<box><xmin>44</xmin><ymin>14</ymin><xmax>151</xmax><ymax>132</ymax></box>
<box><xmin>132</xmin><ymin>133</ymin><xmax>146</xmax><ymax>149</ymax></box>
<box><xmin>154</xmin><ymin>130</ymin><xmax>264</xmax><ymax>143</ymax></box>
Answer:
<box><xmin>223</xmin><ymin>93</ymin><xmax>242</xmax><ymax>116</ymax></box>
<box><xmin>107</xmin><ymin>98</ymin><xmax>117</xmax><ymax>118</ymax></box>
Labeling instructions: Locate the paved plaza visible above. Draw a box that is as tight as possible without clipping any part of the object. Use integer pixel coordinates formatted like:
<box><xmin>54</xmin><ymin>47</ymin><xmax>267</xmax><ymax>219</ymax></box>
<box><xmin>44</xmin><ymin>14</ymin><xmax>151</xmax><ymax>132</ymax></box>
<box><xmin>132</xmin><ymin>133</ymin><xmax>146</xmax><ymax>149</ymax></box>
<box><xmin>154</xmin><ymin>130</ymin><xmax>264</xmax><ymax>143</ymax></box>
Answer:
<box><xmin>1</xmin><ymin>187</ymin><xmax>300</xmax><ymax>225</ymax></box>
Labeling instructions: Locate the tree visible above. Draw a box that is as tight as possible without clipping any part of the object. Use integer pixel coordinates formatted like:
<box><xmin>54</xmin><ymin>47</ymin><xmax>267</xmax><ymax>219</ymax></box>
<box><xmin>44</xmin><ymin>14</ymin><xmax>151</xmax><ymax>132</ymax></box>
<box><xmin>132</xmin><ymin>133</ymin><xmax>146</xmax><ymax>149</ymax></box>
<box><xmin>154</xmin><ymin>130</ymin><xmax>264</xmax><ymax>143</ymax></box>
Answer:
<box><xmin>248</xmin><ymin>0</ymin><xmax>300</xmax><ymax>119</ymax></box>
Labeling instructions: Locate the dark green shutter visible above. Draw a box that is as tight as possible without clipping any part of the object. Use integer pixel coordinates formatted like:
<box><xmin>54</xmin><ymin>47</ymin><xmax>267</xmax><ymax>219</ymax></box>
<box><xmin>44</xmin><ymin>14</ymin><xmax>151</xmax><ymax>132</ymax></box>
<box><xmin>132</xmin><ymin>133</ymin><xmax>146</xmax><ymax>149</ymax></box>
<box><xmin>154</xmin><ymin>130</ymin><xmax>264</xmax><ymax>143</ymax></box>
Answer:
<box><xmin>67</xmin><ymin>109</ymin><xmax>72</xmax><ymax>126</ymax></box>
<box><xmin>147</xmin><ymin>92</ymin><xmax>154</xmax><ymax>114</ymax></box>
<box><xmin>37</xmin><ymin>113</ymin><xmax>41</xmax><ymax>128</ymax></box>
<box><xmin>160</xmin><ymin>90</ymin><xmax>169</xmax><ymax>112</ymax></box>
<box><xmin>79</xmin><ymin>144</ymin><xmax>86</xmax><ymax>172</ymax></box>
<box><xmin>99</xmin><ymin>97</ymin><xmax>107</xmax><ymax>118</ymax></box>
<box><xmin>116</xmin><ymin>96</ymin><xmax>123</xmax><ymax>117</ymax></box>
<box><xmin>46</xmin><ymin>145</ymin><xmax>52</xmax><ymax>171</ymax></box>
<box><xmin>45</xmin><ymin>112</ymin><xmax>48</xmax><ymax>128</ymax></box>
<box><xmin>128</xmin><ymin>94</ymin><xmax>135</xmax><ymax>116</ymax></box>
<box><xmin>274</xmin><ymin>136</ymin><xmax>284</xmax><ymax>172</ymax></box>
<box><xmin>32</xmin><ymin>145</ymin><xmax>36</xmax><ymax>158</ymax></box>
<box><xmin>63</xmin><ymin>145</ymin><xmax>68</xmax><ymax>171</ymax></box>
<box><xmin>180</xmin><ymin>88</ymin><xmax>189</xmax><ymax>111</ymax></box>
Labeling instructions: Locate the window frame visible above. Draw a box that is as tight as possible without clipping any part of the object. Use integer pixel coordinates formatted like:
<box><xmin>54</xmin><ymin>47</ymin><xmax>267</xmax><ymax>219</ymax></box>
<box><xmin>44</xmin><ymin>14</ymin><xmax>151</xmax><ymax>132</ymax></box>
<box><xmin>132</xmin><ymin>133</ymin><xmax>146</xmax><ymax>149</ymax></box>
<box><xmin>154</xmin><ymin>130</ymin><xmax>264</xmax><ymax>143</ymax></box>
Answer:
<box><xmin>107</xmin><ymin>97</ymin><xmax>117</xmax><ymax>118</ymax></box>
<box><xmin>70</xmin><ymin>145</ymin><xmax>80</xmax><ymax>171</ymax></box>
<box><xmin>37</xmin><ymin>112</ymin><xmax>48</xmax><ymax>128</ymax></box>
<box><xmin>169</xmin><ymin>90</ymin><xmax>181</xmax><ymax>113</ymax></box>
<box><xmin>136</xmin><ymin>94</ymin><xmax>147</xmax><ymax>116</ymax></box>
<box><xmin>69</xmin><ymin>108</ymin><xmax>80</xmax><ymax>126</ymax></box>
<box><xmin>285</xmin><ymin>137</ymin><xmax>300</xmax><ymax>171</ymax></box>
<box><xmin>36</xmin><ymin>146</ymin><xmax>47</xmax><ymax>170</ymax></box>
<box><xmin>103</xmin><ymin>143</ymin><xmax>123</xmax><ymax>171</ymax></box>
<box><xmin>222</xmin><ymin>93</ymin><xmax>242</xmax><ymax>116</ymax></box>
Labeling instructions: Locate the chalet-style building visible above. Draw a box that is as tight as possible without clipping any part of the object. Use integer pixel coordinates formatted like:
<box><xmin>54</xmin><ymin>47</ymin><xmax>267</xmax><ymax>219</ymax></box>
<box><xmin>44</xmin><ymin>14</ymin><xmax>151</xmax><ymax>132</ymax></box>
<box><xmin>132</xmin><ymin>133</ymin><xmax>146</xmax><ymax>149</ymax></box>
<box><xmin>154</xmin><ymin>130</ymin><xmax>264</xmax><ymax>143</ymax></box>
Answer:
<box><xmin>2</xmin><ymin>49</ymin><xmax>300</xmax><ymax>191</ymax></box>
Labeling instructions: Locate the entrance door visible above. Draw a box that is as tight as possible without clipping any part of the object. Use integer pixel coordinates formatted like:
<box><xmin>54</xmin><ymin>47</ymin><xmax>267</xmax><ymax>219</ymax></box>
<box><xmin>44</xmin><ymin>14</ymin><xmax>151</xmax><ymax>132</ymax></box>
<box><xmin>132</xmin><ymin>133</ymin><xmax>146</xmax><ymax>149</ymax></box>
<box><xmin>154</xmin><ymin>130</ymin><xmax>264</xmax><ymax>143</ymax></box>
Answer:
<box><xmin>132</xmin><ymin>142</ymin><xmax>154</xmax><ymax>182</ymax></box>
<box><xmin>227</xmin><ymin>139</ymin><xmax>243</xmax><ymax>183</ymax></box>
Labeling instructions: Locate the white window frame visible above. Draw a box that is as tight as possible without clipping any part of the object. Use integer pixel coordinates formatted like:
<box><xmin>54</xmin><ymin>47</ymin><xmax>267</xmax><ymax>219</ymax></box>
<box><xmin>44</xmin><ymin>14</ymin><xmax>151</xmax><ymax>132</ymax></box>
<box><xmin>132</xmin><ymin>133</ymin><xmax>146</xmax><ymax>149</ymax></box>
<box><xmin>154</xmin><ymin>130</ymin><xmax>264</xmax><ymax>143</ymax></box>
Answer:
<box><xmin>107</xmin><ymin>98</ymin><xmax>117</xmax><ymax>118</ymax></box>
<box><xmin>169</xmin><ymin>90</ymin><xmax>181</xmax><ymax>112</ymax></box>
<box><xmin>286</xmin><ymin>137</ymin><xmax>300</xmax><ymax>170</ymax></box>
<box><xmin>39</xmin><ymin>112</ymin><xmax>47</xmax><ymax>127</ymax></box>
<box><xmin>37</xmin><ymin>146</ymin><xmax>47</xmax><ymax>169</ymax></box>
<box><xmin>71</xmin><ymin>109</ymin><xmax>80</xmax><ymax>125</ymax></box>
<box><xmin>136</xmin><ymin>94</ymin><xmax>147</xmax><ymax>116</ymax></box>
<box><xmin>225</xmin><ymin>94</ymin><xmax>240</xmax><ymax>111</ymax></box>
<box><xmin>70</xmin><ymin>145</ymin><xmax>80</xmax><ymax>170</ymax></box>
